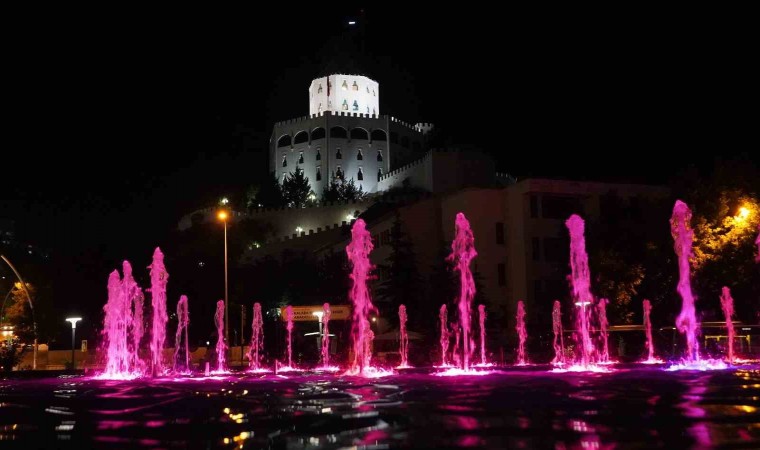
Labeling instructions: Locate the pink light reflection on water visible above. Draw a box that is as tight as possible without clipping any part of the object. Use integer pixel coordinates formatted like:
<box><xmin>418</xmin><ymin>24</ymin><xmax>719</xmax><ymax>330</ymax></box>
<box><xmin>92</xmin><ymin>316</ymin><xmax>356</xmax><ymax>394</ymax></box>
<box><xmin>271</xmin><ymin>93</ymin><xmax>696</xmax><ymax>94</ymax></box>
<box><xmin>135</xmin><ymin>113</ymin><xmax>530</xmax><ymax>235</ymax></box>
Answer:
<box><xmin>435</xmin><ymin>367</ymin><xmax>494</xmax><ymax>377</ymax></box>
<box><xmin>666</xmin><ymin>359</ymin><xmax>728</xmax><ymax>371</ymax></box>
<box><xmin>343</xmin><ymin>366</ymin><xmax>395</xmax><ymax>378</ymax></box>
<box><xmin>551</xmin><ymin>364</ymin><xmax>612</xmax><ymax>374</ymax></box>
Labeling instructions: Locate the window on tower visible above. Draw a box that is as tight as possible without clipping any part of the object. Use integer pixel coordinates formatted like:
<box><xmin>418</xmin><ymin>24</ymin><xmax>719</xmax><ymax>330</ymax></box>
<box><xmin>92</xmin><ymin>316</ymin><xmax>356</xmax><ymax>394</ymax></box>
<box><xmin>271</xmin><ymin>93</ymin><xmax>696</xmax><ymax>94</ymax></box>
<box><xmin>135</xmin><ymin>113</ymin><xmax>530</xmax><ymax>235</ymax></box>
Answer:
<box><xmin>282</xmin><ymin>155</ymin><xmax>287</xmax><ymax>167</ymax></box>
<box><xmin>336</xmin><ymin>165</ymin><xmax>343</xmax><ymax>179</ymax></box>
<box><xmin>298</xmin><ymin>151</ymin><xmax>304</xmax><ymax>164</ymax></box>
<box><xmin>352</xmin><ymin>81</ymin><xmax>358</xmax><ymax>91</ymax></box>
<box><xmin>318</xmin><ymin>103</ymin><xmax>323</xmax><ymax>113</ymax></box>
<box><xmin>357</xmin><ymin>167</ymin><xmax>363</xmax><ymax>181</ymax></box>
<box><xmin>336</xmin><ymin>148</ymin><xmax>342</xmax><ymax>159</ymax></box>
<box><xmin>366</xmin><ymin>86</ymin><xmax>370</xmax><ymax>93</ymax></box>
<box><xmin>377</xmin><ymin>168</ymin><xmax>382</xmax><ymax>181</ymax></box>
<box><xmin>342</xmin><ymin>100</ymin><xmax>348</xmax><ymax>111</ymax></box>
<box><xmin>352</xmin><ymin>100</ymin><xmax>359</xmax><ymax>111</ymax></box>
<box><xmin>316</xmin><ymin>166</ymin><xmax>322</xmax><ymax>181</ymax></box>
<box><xmin>372</xmin><ymin>89</ymin><xmax>376</xmax><ymax>96</ymax></box>
<box><xmin>342</xmin><ymin>80</ymin><xmax>348</xmax><ymax>90</ymax></box>
<box><xmin>377</xmin><ymin>150</ymin><xmax>383</xmax><ymax>162</ymax></box>
<box><xmin>316</xmin><ymin>148</ymin><xmax>321</xmax><ymax>160</ymax></box>
<box><xmin>318</xmin><ymin>84</ymin><xmax>323</xmax><ymax>93</ymax></box>
<box><xmin>357</xmin><ymin>149</ymin><xmax>363</xmax><ymax>160</ymax></box>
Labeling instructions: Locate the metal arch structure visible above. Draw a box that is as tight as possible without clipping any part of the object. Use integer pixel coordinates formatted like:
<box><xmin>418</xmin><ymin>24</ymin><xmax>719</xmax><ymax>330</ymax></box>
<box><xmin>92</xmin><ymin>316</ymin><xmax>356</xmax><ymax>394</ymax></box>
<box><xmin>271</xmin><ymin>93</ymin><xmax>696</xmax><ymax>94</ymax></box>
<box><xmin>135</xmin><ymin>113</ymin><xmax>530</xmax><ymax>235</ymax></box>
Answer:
<box><xmin>1</xmin><ymin>254</ymin><xmax>38</xmax><ymax>369</ymax></box>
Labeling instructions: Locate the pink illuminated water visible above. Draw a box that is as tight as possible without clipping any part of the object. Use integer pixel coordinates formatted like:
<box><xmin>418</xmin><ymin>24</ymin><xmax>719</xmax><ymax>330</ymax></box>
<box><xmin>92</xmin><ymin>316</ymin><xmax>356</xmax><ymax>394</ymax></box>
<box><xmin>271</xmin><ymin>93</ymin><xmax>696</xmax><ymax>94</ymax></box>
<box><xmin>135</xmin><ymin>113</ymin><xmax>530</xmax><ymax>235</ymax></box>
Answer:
<box><xmin>566</xmin><ymin>215</ymin><xmax>596</xmax><ymax>368</ymax></box>
<box><xmin>214</xmin><ymin>300</ymin><xmax>226</xmax><ymax>372</ymax></box>
<box><xmin>248</xmin><ymin>303</ymin><xmax>264</xmax><ymax>370</ymax></box>
<box><xmin>448</xmin><ymin>213</ymin><xmax>478</xmax><ymax>371</ymax></box>
<box><xmin>642</xmin><ymin>299</ymin><xmax>657</xmax><ymax>362</ymax></box>
<box><xmin>671</xmin><ymin>200</ymin><xmax>699</xmax><ymax>363</ymax></box>
<box><xmin>398</xmin><ymin>304</ymin><xmax>409</xmax><ymax>368</ymax></box>
<box><xmin>321</xmin><ymin>303</ymin><xmax>331</xmax><ymax>368</ymax></box>
<box><xmin>346</xmin><ymin>219</ymin><xmax>377</xmax><ymax>375</ymax></box>
<box><xmin>173</xmin><ymin>295</ymin><xmax>190</xmax><ymax>372</ymax></box>
<box><xmin>101</xmin><ymin>261</ymin><xmax>145</xmax><ymax>379</ymax></box>
<box><xmin>439</xmin><ymin>305</ymin><xmax>449</xmax><ymax>367</ymax></box>
<box><xmin>552</xmin><ymin>301</ymin><xmax>565</xmax><ymax>366</ymax></box>
<box><xmin>720</xmin><ymin>287</ymin><xmax>735</xmax><ymax>364</ymax></box>
<box><xmin>597</xmin><ymin>298</ymin><xmax>610</xmax><ymax>363</ymax></box>
<box><xmin>149</xmin><ymin>248</ymin><xmax>169</xmax><ymax>376</ymax></box>
<box><xmin>451</xmin><ymin>323</ymin><xmax>461</xmax><ymax>368</ymax></box>
<box><xmin>477</xmin><ymin>305</ymin><xmax>487</xmax><ymax>365</ymax></box>
<box><xmin>284</xmin><ymin>305</ymin><xmax>294</xmax><ymax>368</ymax></box>
<box><xmin>102</xmin><ymin>269</ymin><xmax>131</xmax><ymax>377</ymax></box>
<box><xmin>516</xmin><ymin>301</ymin><xmax>527</xmax><ymax>365</ymax></box>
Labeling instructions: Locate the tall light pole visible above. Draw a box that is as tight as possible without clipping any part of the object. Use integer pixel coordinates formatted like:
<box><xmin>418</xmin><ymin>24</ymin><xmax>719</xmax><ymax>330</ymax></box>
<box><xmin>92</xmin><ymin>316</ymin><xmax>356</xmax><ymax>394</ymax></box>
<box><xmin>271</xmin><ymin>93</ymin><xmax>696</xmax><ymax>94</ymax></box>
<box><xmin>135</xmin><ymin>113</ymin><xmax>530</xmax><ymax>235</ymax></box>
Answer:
<box><xmin>65</xmin><ymin>317</ymin><xmax>81</xmax><ymax>370</ymax></box>
<box><xmin>217</xmin><ymin>210</ymin><xmax>229</xmax><ymax>344</ymax></box>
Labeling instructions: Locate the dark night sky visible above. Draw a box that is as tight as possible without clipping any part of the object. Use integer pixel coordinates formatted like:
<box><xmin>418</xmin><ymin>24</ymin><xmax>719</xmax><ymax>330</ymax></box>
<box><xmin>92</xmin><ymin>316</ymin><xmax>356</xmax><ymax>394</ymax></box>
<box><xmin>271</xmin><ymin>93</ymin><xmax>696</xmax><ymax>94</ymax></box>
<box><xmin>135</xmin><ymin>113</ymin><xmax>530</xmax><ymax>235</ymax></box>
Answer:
<box><xmin>1</xmin><ymin>5</ymin><xmax>757</xmax><ymax>343</ymax></box>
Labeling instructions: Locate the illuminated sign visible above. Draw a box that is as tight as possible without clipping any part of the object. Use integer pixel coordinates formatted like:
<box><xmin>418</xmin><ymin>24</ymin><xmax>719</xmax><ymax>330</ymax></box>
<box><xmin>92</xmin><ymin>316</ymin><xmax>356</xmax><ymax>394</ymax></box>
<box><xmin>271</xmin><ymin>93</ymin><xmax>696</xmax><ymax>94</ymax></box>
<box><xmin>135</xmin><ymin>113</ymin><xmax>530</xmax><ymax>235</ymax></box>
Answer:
<box><xmin>280</xmin><ymin>305</ymin><xmax>351</xmax><ymax>322</ymax></box>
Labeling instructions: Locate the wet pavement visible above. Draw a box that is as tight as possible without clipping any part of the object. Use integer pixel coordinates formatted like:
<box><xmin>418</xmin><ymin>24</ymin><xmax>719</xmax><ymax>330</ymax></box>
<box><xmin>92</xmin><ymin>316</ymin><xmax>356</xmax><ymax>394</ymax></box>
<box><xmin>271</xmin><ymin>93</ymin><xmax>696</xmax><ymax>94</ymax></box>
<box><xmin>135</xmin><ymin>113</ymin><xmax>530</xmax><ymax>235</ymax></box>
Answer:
<box><xmin>1</xmin><ymin>364</ymin><xmax>759</xmax><ymax>449</ymax></box>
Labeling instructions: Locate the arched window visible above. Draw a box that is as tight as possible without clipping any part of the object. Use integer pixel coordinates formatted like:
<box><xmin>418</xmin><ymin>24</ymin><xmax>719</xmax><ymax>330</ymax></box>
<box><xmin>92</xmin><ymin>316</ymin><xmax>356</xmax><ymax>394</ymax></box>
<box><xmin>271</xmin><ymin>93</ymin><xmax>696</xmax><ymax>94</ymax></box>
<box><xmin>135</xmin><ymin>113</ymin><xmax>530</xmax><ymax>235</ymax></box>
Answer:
<box><xmin>282</xmin><ymin>155</ymin><xmax>287</xmax><ymax>167</ymax></box>
<box><xmin>352</xmin><ymin>100</ymin><xmax>359</xmax><ymax>111</ymax></box>
<box><xmin>357</xmin><ymin>149</ymin><xmax>363</xmax><ymax>160</ymax></box>
<box><xmin>366</xmin><ymin>86</ymin><xmax>370</xmax><ymax>93</ymax></box>
<box><xmin>366</xmin><ymin>106</ymin><xmax>370</xmax><ymax>114</ymax></box>
<box><xmin>357</xmin><ymin>167</ymin><xmax>364</xmax><ymax>181</ymax></box>
<box><xmin>317</xmin><ymin>84</ymin><xmax>323</xmax><ymax>93</ymax></box>
<box><xmin>341</xmin><ymin>80</ymin><xmax>348</xmax><ymax>90</ymax></box>
<box><xmin>336</xmin><ymin>166</ymin><xmax>343</xmax><ymax>179</ymax></box>
<box><xmin>316</xmin><ymin>166</ymin><xmax>322</xmax><ymax>181</ymax></box>
<box><xmin>329</xmin><ymin>127</ymin><xmax>347</xmax><ymax>139</ymax></box>
<box><xmin>352</xmin><ymin>81</ymin><xmax>358</xmax><ymax>91</ymax></box>
<box><xmin>373</xmin><ymin>89</ymin><xmax>376</xmax><ymax>96</ymax></box>
<box><xmin>377</xmin><ymin>168</ymin><xmax>382</xmax><ymax>181</ymax></box>
<box><xmin>336</xmin><ymin>148</ymin><xmax>342</xmax><ymax>159</ymax></box>
<box><xmin>377</xmin><ymin>150</ymin><xmax>383</xmax><ymax>162</ymax></box>
<box><xmin>293</xmin><ymin>131</ymin><xmax>308</xmax><ymax>145</ymax></box>
<box><xmin>317</xmin><ymin>103</ymin><xmax>323</xmax><ymax>113</ymax></box>
<box><xmin>298</xmin><ymin>151</ymin><xmax>304</xmax><ymax>164</ymax></box>
<box><xmin>350</xmin><ymin>128</ymin><xmax>369</xmax><ymax>140</ymax></box>
<box><xmin>316</xmin><ymin>148</ymin><xmax>321</xmax><ymax>161</ymax></box>
<box><xmin>342</xmin><ymin>100</ymin><xmax>348</xmax><ymax>111</ymax></box>
<box><xmin>311</xmin><ymin>127</ymin><xmax>326</xmax><ymax>141</ymax></box>
<box><xmin>372</xmin><ymin>108</ymin><xmax>376</xmax><ymax>115</ymax></box>
<box><xmin>277</xmin><ymin>135</ymin><xmax>291</xmax><ymax>148</ymax></box>
<box><xmin>370</xmin><ymin>129</ymin><xmax>387</xmax><ymax>142</ymax></box>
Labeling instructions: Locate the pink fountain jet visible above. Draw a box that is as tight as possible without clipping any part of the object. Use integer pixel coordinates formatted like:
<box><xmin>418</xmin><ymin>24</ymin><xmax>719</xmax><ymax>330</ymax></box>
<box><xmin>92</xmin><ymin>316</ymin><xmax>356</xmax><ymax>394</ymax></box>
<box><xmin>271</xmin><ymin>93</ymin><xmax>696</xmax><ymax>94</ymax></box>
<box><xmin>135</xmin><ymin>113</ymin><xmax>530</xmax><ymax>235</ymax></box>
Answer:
<box><xmin>641</xmin><ymin>300</ymin><xmax>662</xmax><ymax>364</ymax></box>
<box><xmin>149</xmin><ymin>247</ymin><xmax>169</xmax><ymax>377</ymax></box>
<box><xmin>248</xmin><ymin>302</ymin><xmax>265</xmax><ymax>371</ymax></box>
<box><xmin>398</xmin><ymin>305</ymin><xmax>410</xmax><ymax>368</ymax></box>
<box><xmin>597</xmin><ymin>298</ymin><xmax>610</xmax><ymax>364</ymax></box>
<box><xmin>173</xmin><ymin>295</ymin><xmax>190</xmax><ymax>373</ymax></box>
<box><xmin>720</xmin><ymin>287</ymin><xmax>736</xmax><ymax>364</ymax></box>
<box><xmin>214</xmin><ymin>300</ymin><xmax>226</xmax><ymax>372</ymax></box>
<box><xmin>321</xmin><ymin>303</ymin><xmax>336</xmax><ymax>370</ymax></box>
<box><xmin>671</xmin><ymin>201</ymin><xmax>699</xmax><ymax>363</ymax></box>
<box><xmin>477</xmin><ymin>304</ymin><xmax>490</xmax><ymax>366</ymax></box>
<box><xmin>447</xmin><ymin>213</ymin><xmax>478</xmax><ymax>371</ymax></box>
<box><xmin>281</xmin><ymin>305</ymin><xmax>296</xmax><ymax>371</ymax></box>
<box><xmin>346</xmin><ymin>219</ymin><xmax>385</xmax><ymax>376</ymax></box>
<box><xmin>551</xmin><ymin>301</ymin><xmax>565</xmax><ymax>366</ymax></box>
<box><xmin>667</xmin><ymin>201</ymin><xmax>726</xmax><ymax>371</ymax></box>
<box><xmin>516</xmin><ymin>301</ymin><xmax>527</xmax><ymax>365</ymax></box>
<box><xmin>565</xmin><ymin>215</ymin><xmax>598</xmax><ymax>370</ymax></box>
<box><xmin>439</xmin><ymin>305</ymin><xmax>450</xmax><ymax>367</ymax></box>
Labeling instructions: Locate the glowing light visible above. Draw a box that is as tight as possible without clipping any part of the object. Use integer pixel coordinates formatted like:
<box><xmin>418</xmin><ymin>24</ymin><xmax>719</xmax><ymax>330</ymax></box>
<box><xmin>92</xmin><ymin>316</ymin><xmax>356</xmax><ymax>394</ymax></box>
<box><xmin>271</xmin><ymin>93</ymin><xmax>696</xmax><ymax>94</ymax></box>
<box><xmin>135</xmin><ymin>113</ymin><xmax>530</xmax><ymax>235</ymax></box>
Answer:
<box><xmin>65</xmin><ymin>317</ymin><xmax>82</xmax><ymax>328</ymax></box>
<box><xmin>346</xmin><ymin>214</ymin><xmax>355</xmax><ymax>221</ymax></box>
<box><xmin>348</xmin><ymin>21</ymin><xmax>356</xmax><ymax>25</ymax></box>
<box><xmin>737</xmin><ymin>206</ymin><xmax>750</xmax><ymax>221</ymax></box>
<box><xmin>217</xmin><ymin>211</ymin><xmax>228</xmax><ymax>221</ymax></box>
<box><xmin>220</xmin><ymin>197</ymin><xmax>229</xmax><ymax>205</ymax></box>
<box><xmin>295</xmin><ymin>226</ymin><xmax>303</xmax><ymax>233</ymax></box>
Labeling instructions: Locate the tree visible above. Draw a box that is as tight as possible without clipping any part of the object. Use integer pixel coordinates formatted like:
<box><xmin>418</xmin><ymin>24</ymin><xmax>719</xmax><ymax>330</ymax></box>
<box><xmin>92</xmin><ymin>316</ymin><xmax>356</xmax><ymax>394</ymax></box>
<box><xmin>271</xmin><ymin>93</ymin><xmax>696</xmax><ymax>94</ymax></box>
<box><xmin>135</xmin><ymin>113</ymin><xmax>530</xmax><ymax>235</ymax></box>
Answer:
<box><xmin>282</xmin><ymin>167</ymin><xmax>311</xmax><ymax>208</ymax></box>
<box><xmin>376</xmin><ymin>214</ymin><xmax>422</xmax><ymax>322</ymax></box>
<box><xmin>254</xmin><ymin>172</ymin><xmax>285</xmax><ymax>209</ymax></box>
<box><xmin>322</xmin><ymin>176</ymin><xmax>366</xmax><ymax>203</ymax></box>
<box><xmin>244</xmin><ymin>185</ymin><xmax>260</xmax><ymax>210</ymax></box>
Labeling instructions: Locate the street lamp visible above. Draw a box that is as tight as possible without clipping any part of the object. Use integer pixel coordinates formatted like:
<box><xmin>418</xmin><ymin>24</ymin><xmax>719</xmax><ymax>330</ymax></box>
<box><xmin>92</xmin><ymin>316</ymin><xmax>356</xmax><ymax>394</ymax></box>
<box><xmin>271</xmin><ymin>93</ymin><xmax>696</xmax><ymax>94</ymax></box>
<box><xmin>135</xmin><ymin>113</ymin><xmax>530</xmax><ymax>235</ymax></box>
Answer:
<box><xmin>65</xmin><ymin>317</ymin><xmax>82</xmax><ymax>370</ymax></box>
<box><xmin>217</xmin><ymin>210</ymin><xmax>229</xmax><ymax>344</ymax></box>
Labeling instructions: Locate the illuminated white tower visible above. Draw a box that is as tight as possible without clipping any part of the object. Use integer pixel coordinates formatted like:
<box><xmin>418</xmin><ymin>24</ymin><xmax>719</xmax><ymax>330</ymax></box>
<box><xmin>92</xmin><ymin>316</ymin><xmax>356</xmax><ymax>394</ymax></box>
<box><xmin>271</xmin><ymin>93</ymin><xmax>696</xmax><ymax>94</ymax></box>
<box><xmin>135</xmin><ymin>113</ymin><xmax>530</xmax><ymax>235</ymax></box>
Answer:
<box><xmin>309</xmin><ymin>75</ymin><xmax>380</xmax><ymax>116</ymax></box>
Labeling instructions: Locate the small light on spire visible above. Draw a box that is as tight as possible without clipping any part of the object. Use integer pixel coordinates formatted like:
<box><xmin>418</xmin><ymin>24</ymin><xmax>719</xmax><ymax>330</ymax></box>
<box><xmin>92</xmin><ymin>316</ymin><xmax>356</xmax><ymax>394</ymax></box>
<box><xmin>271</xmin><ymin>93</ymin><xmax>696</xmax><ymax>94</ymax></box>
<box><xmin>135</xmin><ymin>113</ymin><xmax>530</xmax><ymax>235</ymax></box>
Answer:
<box><xmin>348</xmin><ymin>21</ymin><xmax>356</xmax><ymax>25</ymax></box>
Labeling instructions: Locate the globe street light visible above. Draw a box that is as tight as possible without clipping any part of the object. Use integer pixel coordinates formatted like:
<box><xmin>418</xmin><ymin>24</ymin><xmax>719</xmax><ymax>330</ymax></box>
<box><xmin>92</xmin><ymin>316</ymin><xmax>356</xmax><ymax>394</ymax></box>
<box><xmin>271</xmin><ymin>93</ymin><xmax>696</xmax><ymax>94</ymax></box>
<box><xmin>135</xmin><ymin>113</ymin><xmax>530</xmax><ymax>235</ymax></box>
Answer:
<box><xmin>217</xmin><ymin>210</ymin><xmax>229</xmax><ymax>344</ymax></box>
<box><xmin>65</xmin><ymin>317</ymin><xmax>82</xmax><ymax>370</ymax></box>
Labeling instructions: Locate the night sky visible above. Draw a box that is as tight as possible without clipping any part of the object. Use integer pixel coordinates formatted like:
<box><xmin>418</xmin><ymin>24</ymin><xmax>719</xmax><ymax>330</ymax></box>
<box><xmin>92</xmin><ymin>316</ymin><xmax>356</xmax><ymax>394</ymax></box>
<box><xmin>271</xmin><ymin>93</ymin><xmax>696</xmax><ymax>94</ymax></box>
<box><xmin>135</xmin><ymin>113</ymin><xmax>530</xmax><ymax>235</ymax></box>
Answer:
<box><xmin>2</xmin><ymin>6</ymin><xmax>757</xmax><ymax>345</ymax></box>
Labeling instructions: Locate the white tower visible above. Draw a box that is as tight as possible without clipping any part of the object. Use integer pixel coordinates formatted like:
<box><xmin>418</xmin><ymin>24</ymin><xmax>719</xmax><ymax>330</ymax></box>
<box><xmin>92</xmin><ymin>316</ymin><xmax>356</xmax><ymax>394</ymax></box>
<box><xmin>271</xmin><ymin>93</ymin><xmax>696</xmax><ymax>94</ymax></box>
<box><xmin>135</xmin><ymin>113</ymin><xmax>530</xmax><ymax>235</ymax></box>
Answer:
<box><xmin>309</xmin><ymin>74</ymin><xmax>379</xmax><ymax>116</ymax></box>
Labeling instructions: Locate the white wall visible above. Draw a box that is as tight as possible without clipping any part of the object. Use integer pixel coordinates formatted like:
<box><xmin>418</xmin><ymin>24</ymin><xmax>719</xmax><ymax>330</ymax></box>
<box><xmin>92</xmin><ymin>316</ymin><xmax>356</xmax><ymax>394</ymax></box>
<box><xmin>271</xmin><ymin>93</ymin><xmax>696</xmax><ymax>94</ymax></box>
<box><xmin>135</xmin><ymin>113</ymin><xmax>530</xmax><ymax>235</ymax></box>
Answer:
<box><xmin>309</xmin><ymin>75</ymin><xmax>379</xmax><ymax>116</ymax></box>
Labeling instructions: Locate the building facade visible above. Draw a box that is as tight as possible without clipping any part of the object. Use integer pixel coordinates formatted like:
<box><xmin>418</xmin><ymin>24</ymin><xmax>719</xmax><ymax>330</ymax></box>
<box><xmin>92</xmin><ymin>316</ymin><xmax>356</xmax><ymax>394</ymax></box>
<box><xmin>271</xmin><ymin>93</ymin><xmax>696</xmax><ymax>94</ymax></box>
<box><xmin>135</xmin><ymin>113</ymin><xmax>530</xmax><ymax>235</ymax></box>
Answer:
<box><xmin>271</xmin><ymin>73</ymin><xmax>433</xmax><ymax>197</ymax></box>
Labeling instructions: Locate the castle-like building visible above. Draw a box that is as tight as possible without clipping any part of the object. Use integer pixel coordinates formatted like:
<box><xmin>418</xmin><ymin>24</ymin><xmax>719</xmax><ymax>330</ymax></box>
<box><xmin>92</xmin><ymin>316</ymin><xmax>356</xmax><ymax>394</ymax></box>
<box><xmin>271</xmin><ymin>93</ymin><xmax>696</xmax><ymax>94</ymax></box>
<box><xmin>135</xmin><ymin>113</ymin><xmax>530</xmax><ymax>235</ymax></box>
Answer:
<box><xmin>270</xmin><ymin>73</ymin><xmax>434</xmax><ymax>197</ymax></box>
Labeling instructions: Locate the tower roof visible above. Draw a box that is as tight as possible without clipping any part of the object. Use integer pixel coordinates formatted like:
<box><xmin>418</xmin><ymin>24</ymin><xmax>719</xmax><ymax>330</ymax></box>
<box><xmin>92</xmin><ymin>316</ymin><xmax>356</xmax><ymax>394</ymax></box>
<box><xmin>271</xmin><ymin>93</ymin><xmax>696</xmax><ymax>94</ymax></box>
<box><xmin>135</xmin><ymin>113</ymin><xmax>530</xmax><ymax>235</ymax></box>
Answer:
<box><xmin>315</xmin><ymin>30</ymin><xmax>373</xmax><ymax>79</ymax></box>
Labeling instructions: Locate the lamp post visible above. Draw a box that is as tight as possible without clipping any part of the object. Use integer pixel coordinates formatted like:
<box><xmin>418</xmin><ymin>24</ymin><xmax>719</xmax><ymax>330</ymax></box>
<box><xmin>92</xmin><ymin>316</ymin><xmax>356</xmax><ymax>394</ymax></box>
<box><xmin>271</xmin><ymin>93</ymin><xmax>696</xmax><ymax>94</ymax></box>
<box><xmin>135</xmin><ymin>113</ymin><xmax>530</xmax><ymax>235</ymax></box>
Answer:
<box><xmin>65</xmin><ymin>317</ymin><xmax>81</xmax><ymax>370</ymax></box>
<box><xmin>217</xmin><ymin>210</ymin><xmax>229</xmax><ymax>344</ymax></box>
